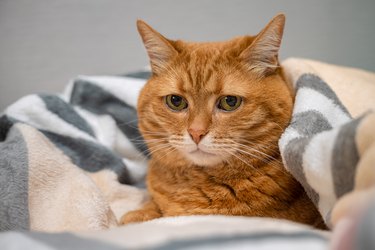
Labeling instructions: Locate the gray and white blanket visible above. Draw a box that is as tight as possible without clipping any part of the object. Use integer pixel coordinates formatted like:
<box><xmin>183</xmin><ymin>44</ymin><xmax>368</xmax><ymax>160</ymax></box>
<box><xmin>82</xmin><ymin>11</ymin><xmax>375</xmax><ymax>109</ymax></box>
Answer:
<box><xmin>1</xmin><ymin>58</ymin><xmax>375</xmax><ymax>249</ymax></box>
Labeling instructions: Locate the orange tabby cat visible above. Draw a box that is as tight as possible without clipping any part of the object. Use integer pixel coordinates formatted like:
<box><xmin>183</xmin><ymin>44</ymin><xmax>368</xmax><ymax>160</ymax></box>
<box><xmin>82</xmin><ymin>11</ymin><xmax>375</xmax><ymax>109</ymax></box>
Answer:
<box><xmin>121</xmin><ymin>14</ymin><xmax>325</xmax><ymax>229</ymax></box>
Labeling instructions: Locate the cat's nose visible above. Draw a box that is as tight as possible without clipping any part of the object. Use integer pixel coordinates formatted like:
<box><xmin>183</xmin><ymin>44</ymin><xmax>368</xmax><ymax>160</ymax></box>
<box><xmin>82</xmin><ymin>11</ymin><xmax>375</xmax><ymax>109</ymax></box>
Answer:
<box><xmin>188</xmin><ymin>129</ymin><xmax>207</xmax><ymax>144</ymax></box>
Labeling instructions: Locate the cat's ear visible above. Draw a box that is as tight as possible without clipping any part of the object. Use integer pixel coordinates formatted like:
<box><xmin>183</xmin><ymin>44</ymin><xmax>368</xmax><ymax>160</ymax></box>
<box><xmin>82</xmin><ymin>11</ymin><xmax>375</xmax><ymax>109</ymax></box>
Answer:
<box><xmin>137</xmin><ymin>20</ymin><xmax>178</xmax><ymax>75</ymax></box>
<box><xmin>239</xmin><ymin>14</ymin><xmax>285</xmax><ymax>77</ymax></box>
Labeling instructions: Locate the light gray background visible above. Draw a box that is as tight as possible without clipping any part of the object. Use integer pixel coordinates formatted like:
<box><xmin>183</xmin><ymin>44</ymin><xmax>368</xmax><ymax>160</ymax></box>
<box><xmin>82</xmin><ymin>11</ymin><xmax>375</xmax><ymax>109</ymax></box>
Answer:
<box><xmin>1</xmin><ymin>0</ymin><xmax>374</xmax><ymax>110</ymax></box>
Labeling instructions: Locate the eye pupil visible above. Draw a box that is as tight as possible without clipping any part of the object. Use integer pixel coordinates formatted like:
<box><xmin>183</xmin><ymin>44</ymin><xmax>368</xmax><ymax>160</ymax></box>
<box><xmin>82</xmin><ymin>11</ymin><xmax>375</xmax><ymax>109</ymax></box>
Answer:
<box><xmin>165</xmin><ymin>94</ymin><xmax>188</xmax><ymax>111</ymax></box>
<box><xmin>218</xmin><ymin>95</ymin><xmax>242</xmax><ymax>111</ymax></box>
<box><xmin>225</xmin><ymin>96</ymin><xmax>237</xmax><ymax>107</ymax></box>
<box><xmin>171</xmin><ymin>95</ymin><xmax>182</xmax><ymax>106</ymax></box>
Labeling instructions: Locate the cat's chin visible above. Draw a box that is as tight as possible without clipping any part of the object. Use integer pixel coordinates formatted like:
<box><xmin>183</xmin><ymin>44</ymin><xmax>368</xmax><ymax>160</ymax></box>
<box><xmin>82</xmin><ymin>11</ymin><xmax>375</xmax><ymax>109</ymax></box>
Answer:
<box><xmin>184</xmin><ymin>149</ymin><xmax>225</xmax><ymax>167</ymax></box>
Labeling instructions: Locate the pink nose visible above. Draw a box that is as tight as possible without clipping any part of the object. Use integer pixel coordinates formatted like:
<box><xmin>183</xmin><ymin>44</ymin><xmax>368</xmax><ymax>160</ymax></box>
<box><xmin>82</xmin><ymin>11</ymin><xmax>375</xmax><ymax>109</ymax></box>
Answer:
<box><xmin>188</xmin><ymin>128</ymin><xmax>207</xmax><ymax>144</ymax></box>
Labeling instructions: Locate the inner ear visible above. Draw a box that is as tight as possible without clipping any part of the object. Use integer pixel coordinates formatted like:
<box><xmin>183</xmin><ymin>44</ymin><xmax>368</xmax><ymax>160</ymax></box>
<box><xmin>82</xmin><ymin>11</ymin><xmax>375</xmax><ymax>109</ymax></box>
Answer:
<box><xmin>239</xmin><ymin>14</ymin><xmax>285</xmax><ymax>77</ymax></box>
<box><xmin>137</xmin><ymin>20</ymin><xmax>178</xmax><ymax>75</ymax></box>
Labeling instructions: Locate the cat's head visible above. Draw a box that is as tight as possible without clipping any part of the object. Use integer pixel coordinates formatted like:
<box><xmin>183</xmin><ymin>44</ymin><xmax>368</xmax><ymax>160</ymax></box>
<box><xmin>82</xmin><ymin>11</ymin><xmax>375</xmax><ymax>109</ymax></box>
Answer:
<box><xmin>137</xmin><ymin>14</ymin><xmax>293</xmax><ymax>167</ymax></box>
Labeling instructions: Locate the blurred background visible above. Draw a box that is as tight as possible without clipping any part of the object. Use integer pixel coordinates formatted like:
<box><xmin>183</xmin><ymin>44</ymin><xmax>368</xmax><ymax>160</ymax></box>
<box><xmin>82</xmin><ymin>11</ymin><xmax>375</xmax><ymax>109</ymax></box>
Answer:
<box><xmin>1</xmin><ymin>0</ymin><xmax>374</xmax><ymax>110</ymax></box>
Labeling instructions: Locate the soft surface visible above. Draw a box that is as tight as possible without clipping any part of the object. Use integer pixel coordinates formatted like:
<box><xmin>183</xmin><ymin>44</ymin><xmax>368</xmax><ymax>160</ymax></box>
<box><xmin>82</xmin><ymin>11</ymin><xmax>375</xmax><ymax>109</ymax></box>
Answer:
<box><xmin>0</xmin><ymin>58</ymin><xmax>374</xmax><ymax>249</ymax></box>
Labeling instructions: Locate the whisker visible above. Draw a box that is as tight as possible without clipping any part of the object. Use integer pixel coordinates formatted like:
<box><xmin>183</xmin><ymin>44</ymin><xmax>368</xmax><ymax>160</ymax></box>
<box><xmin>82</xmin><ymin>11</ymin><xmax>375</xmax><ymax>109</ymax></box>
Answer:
<box><xmin>221</xmin><ymin>138</ymin><xmax>279</xmax><ymax>158</ymax></box>
<box><xmin>221</xmin><ymin>148</ymin><xmax>263</xmax><ymax>175</ymax></box>
<box><xmin>129</xmin><ymin>137</ymin><xmax>169</xmax><ymax>149</ymax></box>
<box><xmin>216</xmin><ymin>138</ymin><xmax>282</xmax><ymax>171</ymax></box>
<box><xmin>116</xmin><ymin>118</ymin><xmax>139</xmax><ymax>127</ymax></box>
<box><xmin>146</xmin><ymin>143</ymin><xmax>172</xmax><ymax>155</ymax></box>
<box><xmin>225</xmin><ymin>137</ymin><xmax>278</xmax><ymax>153</ymax></box>
<box><xmin>234</xmin><ymin>142</ymin><xmax>279</xmax><ymax>162</ymax></box>
<box><xmin>131</xmin><ymin>141</ymin><xmax>171</xmax><ymax>159</ymax></box>
<box><xmin>233</xmin><ymin>146</ymin><xmax>282</xmax><ymax>171</ymax></box>
<box><xmin>155</xmin><ymin>146</ymin><xmax>178</xmax><ymax>160</ymax></box>
<box><xmin>137</xmin><ymin>131</ymin><xmax>169</xmax><ymax>136</ymax></box>
<box><xmin>128</xmin><ymin>133</ymin><xmax>167</xmax><ymax>141</ymax></box>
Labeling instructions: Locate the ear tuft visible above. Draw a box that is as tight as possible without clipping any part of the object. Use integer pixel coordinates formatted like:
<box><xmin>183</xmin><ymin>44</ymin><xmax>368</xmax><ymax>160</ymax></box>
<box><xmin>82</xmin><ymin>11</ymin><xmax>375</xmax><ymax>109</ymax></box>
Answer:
<box><xmin>137</xmin><ymin>20</ymin><xmax>177</xmax><ymax>75</ymax></box>
<box><xmin>240</xmin><ymin>13</ymin><xmax>286</xmax><ymax>77</ymax></box>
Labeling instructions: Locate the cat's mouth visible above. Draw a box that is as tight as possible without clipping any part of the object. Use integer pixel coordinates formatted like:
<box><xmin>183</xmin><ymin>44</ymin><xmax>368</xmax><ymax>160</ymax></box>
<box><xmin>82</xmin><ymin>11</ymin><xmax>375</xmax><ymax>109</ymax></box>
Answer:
<box><xmin>184</xmin><ymin>148</ymin><xmax>224</xmax><ymax>166</ymax></box>
<box><xmin>181</xmin><ymin>146</ymin><xmax>227</xmax><ymax>166</ymax></box>
<box><xmin>189</xmin><ymin>149</ymin><xmax>217</xmax><ymax>157</ymax></box>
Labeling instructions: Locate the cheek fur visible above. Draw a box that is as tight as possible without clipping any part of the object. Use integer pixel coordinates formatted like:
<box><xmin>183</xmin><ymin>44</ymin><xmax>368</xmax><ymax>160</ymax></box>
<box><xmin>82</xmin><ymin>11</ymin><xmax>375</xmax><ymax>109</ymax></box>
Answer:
<box><xmin>144</xmin><ymin>107</ymin><xmax>189</xmax><ymax>145</ymax></box>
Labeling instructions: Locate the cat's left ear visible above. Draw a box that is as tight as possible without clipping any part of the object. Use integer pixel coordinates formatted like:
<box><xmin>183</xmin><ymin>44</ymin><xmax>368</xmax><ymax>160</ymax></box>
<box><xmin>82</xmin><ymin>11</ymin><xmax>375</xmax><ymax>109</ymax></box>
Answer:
<box><xmin>239</xmin><ymin>14</ymin><xmax>285</xmax><ymax>77</ymax></box>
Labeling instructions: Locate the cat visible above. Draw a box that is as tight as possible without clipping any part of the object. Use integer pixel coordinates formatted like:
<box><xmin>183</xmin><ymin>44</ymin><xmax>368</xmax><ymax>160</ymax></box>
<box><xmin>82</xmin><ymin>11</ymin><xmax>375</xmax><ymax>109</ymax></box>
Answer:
<box><xmin>120</xmin><ymin>14</ymin><xmax>326</xmax><ymax>229</ymax></box>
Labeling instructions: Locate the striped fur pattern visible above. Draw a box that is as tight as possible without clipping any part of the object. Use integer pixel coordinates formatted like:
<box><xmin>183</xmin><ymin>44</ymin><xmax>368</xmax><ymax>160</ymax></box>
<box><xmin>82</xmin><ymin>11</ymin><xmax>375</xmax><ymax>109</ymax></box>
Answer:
<box><xmin>121</xmin><ymin>15</ymin><xmax>325</xmax><ymax>228</ymax></box>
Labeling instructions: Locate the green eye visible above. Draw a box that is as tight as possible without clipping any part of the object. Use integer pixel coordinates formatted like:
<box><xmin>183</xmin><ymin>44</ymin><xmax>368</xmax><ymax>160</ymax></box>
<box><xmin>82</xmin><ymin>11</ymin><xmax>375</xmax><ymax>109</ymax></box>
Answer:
<box><xmin>217</xmin><ymin>96</ymin><xmax>242</xmax><ymax>111</ymax></box>
<box><xmin>165</xmin><ymin>95</ymin><xmax>188</xmax><ymax>111</ymax></box>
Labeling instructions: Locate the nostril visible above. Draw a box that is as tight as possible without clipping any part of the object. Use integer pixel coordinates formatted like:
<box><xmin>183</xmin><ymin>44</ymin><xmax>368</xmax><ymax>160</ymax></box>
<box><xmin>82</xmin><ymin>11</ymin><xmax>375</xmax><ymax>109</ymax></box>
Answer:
<box><xmin>188</xmin><ymin>129</ymin><xmax>207</xmax><ymax>144</ymax></box>
<box><xmin>188</xmin><ymin>131</ymin><xmax>194</xmax><ymax>140</ymax></box>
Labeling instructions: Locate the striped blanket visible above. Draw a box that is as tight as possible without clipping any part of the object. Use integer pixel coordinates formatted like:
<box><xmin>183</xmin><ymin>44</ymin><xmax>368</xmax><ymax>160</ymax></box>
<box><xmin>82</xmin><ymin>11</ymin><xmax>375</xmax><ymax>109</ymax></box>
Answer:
<box><xmin>0</xmin><ymin>58</ymin><xmax>374</xmax><ymax>249</ymax></box>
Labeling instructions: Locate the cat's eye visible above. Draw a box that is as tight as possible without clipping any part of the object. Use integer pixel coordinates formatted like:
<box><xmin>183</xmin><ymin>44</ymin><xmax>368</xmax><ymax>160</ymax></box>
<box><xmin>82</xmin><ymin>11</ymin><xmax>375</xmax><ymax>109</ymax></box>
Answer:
<box><xmin>165</xmin><ymin>95</ymin><xmax>188</xmax><ymax>111</ymax></box>
<box><xmin>217</xmin><ymin>96</ymin><xmax>242</xmax><ymax>111</ymax></box>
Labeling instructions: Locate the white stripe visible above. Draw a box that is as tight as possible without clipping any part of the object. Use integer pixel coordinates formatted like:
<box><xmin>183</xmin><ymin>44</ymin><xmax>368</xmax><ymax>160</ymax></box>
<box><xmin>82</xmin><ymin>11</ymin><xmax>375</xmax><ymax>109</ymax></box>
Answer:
<box><xmin>122</xmin><ymin>158</ymin><xmax>148</xmax><ymax>184</ymax></box>
<box><xmin>77</xmin><ymin>75</ymin><xmax>147</xmax><ymax>108</ymax></box>
<box><xmin>114</xmin><ymin>126</ymin><xmax>146</xmax><ymax>160</ymax></box>
<box><xmin>5</xmin><ymin>95</ymin><xmax>95</xmax><ymax>142</ymax></box>
<box><xmin>279</xmin><ymin>127</ymin><xmax>302</xmax><ymax>152</ymax></box>
<box><xmin>74</xmin><ymin>107</ymin><xmax>145</xmax><ymax>161</ymax></box>
<box><xmin>293</xmin><ymin>88</ymin><xmax>351</xmax><ymax>127</ymax></box>
<box><xmin>60</xmin><ymin>79</ymin><xmax>75</xmax><ymax>102</ymax></box>
<box><xmin>279</xmin><ymin>127</ymin><xmax>303</xmax><ymax>171</ymax></box>
<box><xmin>74</xmin><ymin>107</ymin><xmax>116</xmax><ymax>148</ymax></box>
<box><xmin>302</xmin><ymin>128</ymin><xmax>340</xmax><ymax>217</ymax></box>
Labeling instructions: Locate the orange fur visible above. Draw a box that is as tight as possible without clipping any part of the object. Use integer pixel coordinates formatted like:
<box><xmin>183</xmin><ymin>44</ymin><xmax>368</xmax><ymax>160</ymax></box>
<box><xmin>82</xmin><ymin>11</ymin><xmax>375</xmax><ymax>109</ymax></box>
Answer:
<box><xmin>121</xmin><ymin>14</ymin><xmax>325</xmax><ymax>229</ymax></box>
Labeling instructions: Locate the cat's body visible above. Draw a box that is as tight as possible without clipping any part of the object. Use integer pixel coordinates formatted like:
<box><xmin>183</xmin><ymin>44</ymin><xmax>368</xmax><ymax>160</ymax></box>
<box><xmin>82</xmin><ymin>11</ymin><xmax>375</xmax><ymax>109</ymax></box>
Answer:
<box><xmin>121</xmin><ymin>14</ymin><xmax>325</xmax><ymax>229</ymax></box>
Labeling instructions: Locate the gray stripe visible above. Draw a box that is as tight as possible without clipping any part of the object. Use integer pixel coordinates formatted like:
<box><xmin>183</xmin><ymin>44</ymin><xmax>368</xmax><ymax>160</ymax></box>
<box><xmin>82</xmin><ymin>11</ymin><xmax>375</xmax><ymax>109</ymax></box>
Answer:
<box><xmin>70</xmin><ymin>80</ymin><xmax>148</xmax><ymax>156</ymax></box>
<box><xmin>42</xmin><ymin>130</ymin><xmax>133</xmax><ymax>185</ymax></box>
<box><xmin>283</xmin><ymin>137</ymin><xmax>320</xmax><ymax>205</ymax></box>
<box><xmin>28</xmin><ymin>232</ymin><xmax>124</xmax><ymax>250</ymax></box>
<box><xmin>0</xmin><ymin>115</ymin><xmax>16</xmax><ymax>141</ymax></box>
<box><xmin>124</xmin><ymin>70</ymin><xmax>151</xmax><ymax>79</ymax></box>
<box><xmin>0</xmin><ymin>121</ymin><xmax>29</xmax><ymax>231</ymax></box>
<box><xmin>356</xmin><ymin>199</ymin><xmax>375</xmax><ymax>250</ymax></box>
<box><xmin>39</xmin><ymin>94</ymin><xmax>95</xmax><ymax>137</ymax></box>
<box><xmin>331</xmin><ymin>116</ymin><xmax>363</xmax><ymax>198</ymax></box>
<box><xmin>296</xmin><ymin>74</ymin><xmax>351</xmax><ymax>117</ymax></box>
<box><xmin>290</xmin><ymin>111</ymin><xmax>332</xmax><ymax>136</ymax></box>
<box><xmin>151</xmin><ymin>231</ymin><xmax>328</xmax><ymax>250</ymax></box>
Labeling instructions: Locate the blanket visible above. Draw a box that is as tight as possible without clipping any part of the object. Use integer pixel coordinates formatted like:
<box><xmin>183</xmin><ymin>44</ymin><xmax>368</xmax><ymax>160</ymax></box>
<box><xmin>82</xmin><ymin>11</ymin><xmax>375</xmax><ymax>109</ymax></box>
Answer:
<box><xmin>0</xmin><ymin>73</ymin><xmax>150</xmax><ymax>231</ymax></box>
<box><xmin>0</xmin><ymin>58</ymin><xmax>374</xmax><ymax>249</ymax></box>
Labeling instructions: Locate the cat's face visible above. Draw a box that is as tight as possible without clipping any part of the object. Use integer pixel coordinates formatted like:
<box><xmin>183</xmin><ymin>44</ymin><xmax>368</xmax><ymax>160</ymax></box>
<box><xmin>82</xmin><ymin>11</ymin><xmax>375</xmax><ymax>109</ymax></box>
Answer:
<box><xmin>137</xmin><ymin>14</ymin><xmax>293</xmax><ymax>167</ymax></box>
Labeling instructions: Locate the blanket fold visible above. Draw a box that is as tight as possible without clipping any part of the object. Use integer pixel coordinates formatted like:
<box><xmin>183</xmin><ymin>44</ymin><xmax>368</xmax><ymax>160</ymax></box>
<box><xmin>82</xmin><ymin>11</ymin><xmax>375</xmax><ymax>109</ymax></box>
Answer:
<box><xmin>1</xmin><ymin>74</ymin><xmax>149</xmax><ymax>231</ymax></box>
<box><xmin>280</xmin><ymin>59</ymin><xmax>375</xmax><ymax>229</ymax></box>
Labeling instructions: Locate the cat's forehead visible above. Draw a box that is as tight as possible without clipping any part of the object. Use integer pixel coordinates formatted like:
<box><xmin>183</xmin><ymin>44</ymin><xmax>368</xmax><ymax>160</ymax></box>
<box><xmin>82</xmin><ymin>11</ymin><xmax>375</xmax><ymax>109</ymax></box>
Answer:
<box><xmin>164</xmin><ymin>65</ymin><xmax>251</xmax><ymax>98</ymax></box>
<box><xmin>154</xmin><ymin>36</ymin><xmax>257</xmax><ymax>97</ymax></box>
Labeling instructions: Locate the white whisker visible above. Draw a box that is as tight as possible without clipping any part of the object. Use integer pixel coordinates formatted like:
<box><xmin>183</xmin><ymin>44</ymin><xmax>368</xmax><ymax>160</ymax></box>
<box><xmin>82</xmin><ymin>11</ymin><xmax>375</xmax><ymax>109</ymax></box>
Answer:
<box><xmin>210</xmin><ymin>138</ymin><xmax>282</xmax><ymax>171</ymax></box>
<box><xmin>221</xmin><ymin>148</ymin><xmax>262</xmax><ymax>175</ymax></box>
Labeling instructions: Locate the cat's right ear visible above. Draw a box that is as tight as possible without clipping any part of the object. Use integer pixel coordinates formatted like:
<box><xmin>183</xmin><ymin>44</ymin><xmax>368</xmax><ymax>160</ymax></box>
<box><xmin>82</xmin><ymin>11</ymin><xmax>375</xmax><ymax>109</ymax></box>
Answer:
<box><xmin>137</xmin><ymin>20</ymin><xmax>178</xmax><ymax>75</ymax></box>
